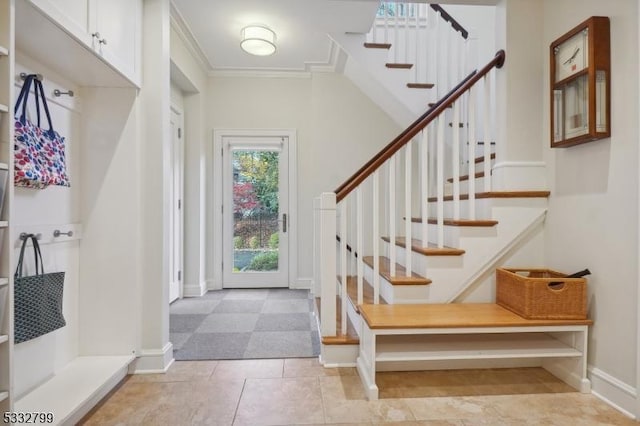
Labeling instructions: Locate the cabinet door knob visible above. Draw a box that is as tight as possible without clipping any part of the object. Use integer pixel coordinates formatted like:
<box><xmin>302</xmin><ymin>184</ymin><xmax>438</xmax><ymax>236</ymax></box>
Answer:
<box><xmin>91</xmin><ymin>32</ymin><xmax>101</xmax><ymax>39</ymax></box>
<box><xmin>99</xmin><ymin>38</ymin><xmax>107</xmax><ymax>45</ymax></box>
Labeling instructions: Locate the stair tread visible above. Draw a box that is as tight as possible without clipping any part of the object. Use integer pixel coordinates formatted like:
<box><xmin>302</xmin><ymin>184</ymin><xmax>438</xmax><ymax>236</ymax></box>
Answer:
<box><xmin>386</xmin><ymin>63</ymin><xmax>413</xmax><ymax>69</ymax></box>
<box><xmin>474</xmin><ymin>153</ymin><xmax>496</xmax><ymax>164</ymax></box>
<box><xmin>407</xmin><ymin>83</ymin><xmax>434</xmax><ymax>89</ymax></box>
<box><xmin>338</xmin><ymin>275</ymin><xmax>388</xmax><ymax>311</ymax></box>
<box><xmin>364</xmin><ymin>42</ymin><xmax>391</xmax><ymax>49</ymax></box>
<box><xmin>447</xmin><ymin>172</ymin><xmax>485</xmax><ymax>183</ymax></box>
<box><xmin>427</xmin><ymin>191</ymin><xmax>551</xmax><ymax>203</ymax></box>
<box><xmin>409</xmin><ymin>217</ymin><xmax>498</xmax><ymax>227</ymax></box>
<box><xmin>315</xmin><ymin>296</ymin><xmax>359</xmax><ymax>345</ymax></box>
<box><xmin>381</xmin><ymin>236</ymin><xmax>465</xmax><ymax>256</ymax></box>
<box><xmin>363</xmin><ymin>256</ymin><xmax>431</xmax><ymax>285</ymax></box>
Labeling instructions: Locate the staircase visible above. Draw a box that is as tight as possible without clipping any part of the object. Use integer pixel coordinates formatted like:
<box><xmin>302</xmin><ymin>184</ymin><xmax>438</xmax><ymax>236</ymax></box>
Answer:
<box><xmin>313</xmin><ymin>2</ymin><xmax>551</xmax><ymax>368</ymax></box>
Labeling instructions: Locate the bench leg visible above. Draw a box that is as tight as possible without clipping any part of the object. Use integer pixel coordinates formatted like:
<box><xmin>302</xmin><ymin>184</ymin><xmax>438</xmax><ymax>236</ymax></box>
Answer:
<box><xmin>543</xmin><ymin>326</ymin><xmax>592</xmax><ymax>393</ymax></box>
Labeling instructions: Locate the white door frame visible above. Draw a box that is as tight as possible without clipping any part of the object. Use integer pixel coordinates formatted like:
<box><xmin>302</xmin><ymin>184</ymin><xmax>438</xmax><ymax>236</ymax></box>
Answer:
<box><xmin>169</xmin><ymin>104</ymin><xmax>185</xmax><ymax>302</ymax></box>
<box><xmin>212</xmin><ymin>129</ymin><xmax>297</xmax><ymax>290</ymax></box>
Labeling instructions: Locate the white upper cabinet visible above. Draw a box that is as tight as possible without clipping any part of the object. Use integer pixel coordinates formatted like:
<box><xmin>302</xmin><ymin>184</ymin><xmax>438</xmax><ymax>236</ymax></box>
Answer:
<box><xmin>25</xmin><ymin>0</ymin><xmax>141</xmax><ymax>86</ymax></box>
<box><xmin>92</xmin><ymin>0</ymin><xmax>140</xmax><ymax>85</ymax></box>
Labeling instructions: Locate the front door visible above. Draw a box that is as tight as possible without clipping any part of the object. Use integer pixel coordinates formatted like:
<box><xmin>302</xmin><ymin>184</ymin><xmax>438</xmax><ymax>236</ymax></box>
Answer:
<box><xmin>222</xmin><ymin>136</ymin><xmax>289</xmax><ymax>288</ymax></box>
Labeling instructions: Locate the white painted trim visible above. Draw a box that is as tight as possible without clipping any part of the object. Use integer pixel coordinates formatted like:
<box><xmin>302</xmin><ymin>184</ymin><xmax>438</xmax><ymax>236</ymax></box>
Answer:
<box><xmin>182</xmin><ymin>281</ymin><xmax>207</xmax><ymax>297</ymax></box>
<box><xmin>169</xmin><ymin>2</ymin><xmax>213</xmax><ymax>71</ymax></box>
<box><xmin>589</xmin><ymin>366</ymin><xmax>638</xmax><ymax>419</ymax></box>
<box><xmin>491</xmin><ymin>161</ymin><xmax>548</xmax><ymax>191</ymax></box>
<box><xmin>209</xmin><ymin>40</ymin><xmax>341</xmax><ymax>77</ymax></box>
<box><xmin>212</xmin><ymin>129</ymin><xmax>299</xmax><ymax>289</ymax></box>
<box><xmin>320</xmin><ymin>344</ymin><xmax>359</xmax><ymax>367</ymax></box>
<box><xmin>210</xmin><ymin>69</ymin><xmax>312</xmax><ymax>79</ymax></box>
<box><xmin>130</xmin><ymin>343</ymin><xmax>174</xmax><ymax>374</ymax></box>
<box><xmin>293</xmin><ymin>277</ymin><xmax>313</xmax><ymax>290</ymax></box>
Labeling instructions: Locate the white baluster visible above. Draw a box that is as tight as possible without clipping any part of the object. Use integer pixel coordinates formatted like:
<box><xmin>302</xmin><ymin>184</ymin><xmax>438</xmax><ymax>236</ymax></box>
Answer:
<box><xmin>393</xmin><ymin>5</ymin><xmax>398</xmax><ymax>63</ymax></box>
<box><xmin>389</xmin><ymin>156</ymin><xmax>397</xmax><ymax>277</ymax></box>
<box><xmin>483</xmin><ymin>74</ymin><xmax>492</xmax><ymax>193</ymax></box>
<box><xmin>437</xmin><ymin>116</ymin><xmax>445</xmax><ymax>248</ymax></box>
<box><xmin>340</xmin><ymin>201</ymin><xmax>347</xmax><ymax>335</ymax></box>
<box><xmin>468</xmin><ymin>87</ymin><xmax>477</xmax><ymax>220</ymax></box>
<box><xmin>356</xmin><ymin>186</ymin><xmax>364</xmax><ymax>305</ymax></box>
<box><xmin>420</xmin><ymin>129</ymin><xmax>429</xmax><ymax>253</ymax></box>
<box><xmin>452</xmin><ymin>100</ymin><xmax>461</xmax><ymax>221</ymax></box>
<box><xmin>404</xmin><ymin>2</ymin><xmax>409</xmax><ymax>64</ymax></box>
<box><xmin>373</xmin><ymin>171</ymin><xmax>380</xmax><ymax>304</ymax></box>
<box><xmin>383</xmin><ymin>2</ymin><xmax>389</xmax><ymax>46</ymax></box>
<box><xmin>414</xmin><ymin>2</ymin><xmax>419</xmax><ymax>83</ymax></box>
<box><xmin>404</xmin><ymin>141</ymin><xmax>413</xmax><ymax>275</ymax></box>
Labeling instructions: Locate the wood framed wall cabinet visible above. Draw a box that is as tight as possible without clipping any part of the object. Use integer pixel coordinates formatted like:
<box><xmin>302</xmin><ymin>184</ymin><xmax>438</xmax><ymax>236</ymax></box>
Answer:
<box><xmin>550</xmin><ymin>16</ymin><xmax>610</xmax><ymax>148</ymax></box>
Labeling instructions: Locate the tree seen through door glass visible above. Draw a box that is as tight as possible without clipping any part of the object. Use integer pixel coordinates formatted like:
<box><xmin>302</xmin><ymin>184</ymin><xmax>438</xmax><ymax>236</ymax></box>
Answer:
<box><xmin>232</xmin><ymin>150</ymin><xmax>280</xmax><ymax>272</ymax></box>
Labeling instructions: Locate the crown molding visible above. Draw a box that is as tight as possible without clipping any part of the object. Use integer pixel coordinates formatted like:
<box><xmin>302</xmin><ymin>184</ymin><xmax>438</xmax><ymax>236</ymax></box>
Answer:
<box><xmin>209</xmin><ymin>39</ymin><xmax>343</xmax><ymax>78</ymax></box>
<box><xmin>170</xmin><ymin>2</ymin><xmax>213</xmax><ymax>72</ymax></box>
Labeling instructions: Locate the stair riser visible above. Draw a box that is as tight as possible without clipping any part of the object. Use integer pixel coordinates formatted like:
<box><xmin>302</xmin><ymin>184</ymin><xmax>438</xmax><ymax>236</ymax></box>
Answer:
<box><xmin>408</xmin><ymin>222</ymin><xmax>498</xmax><ymax>248</ymax></box>
<box><xmin>426</xmin><ymin>199</ymin><xmax>494</xmax><ymax>220</ymax></box>
<box><xmin>382</xmin><ymin>239</ymin><xmax>464</xmax><ymax>271</ymax></box>
<box><xmin>444</xmin><ymin>176</ymin><xmax>490</xmax><ymax>196</ymax></box>
<box><xmin>362</xmin><ymin>262</ymin><xmax>431</xmax><ymax>304</ymax></box>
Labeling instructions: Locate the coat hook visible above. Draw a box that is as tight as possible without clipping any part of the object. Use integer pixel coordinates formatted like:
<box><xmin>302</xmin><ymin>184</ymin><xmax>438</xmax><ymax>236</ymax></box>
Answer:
<box><xmin>19</xmin><ymin>232</ymin><xmax>42</xmax><ymax>241</ymax></box>
<box><xmin>53</xmin><ymin>230</ymin><xmax>73</xmax><ymax>238</ymax></box>
<box><xmin>19</xmin><ymin>72</ymin><xmax>43</xmax><ymax>81</ymax></box>
<box><xmin>53</xmin><ymin>89</ymin><xmax>74</xmax><ymax>98</ymax></box>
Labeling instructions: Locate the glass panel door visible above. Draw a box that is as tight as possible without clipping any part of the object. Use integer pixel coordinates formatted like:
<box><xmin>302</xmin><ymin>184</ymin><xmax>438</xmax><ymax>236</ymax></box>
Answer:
<box><xmin>222</xmin><ymin>137</ymin><xmax>288</xmax><ymax>287</ymax></box>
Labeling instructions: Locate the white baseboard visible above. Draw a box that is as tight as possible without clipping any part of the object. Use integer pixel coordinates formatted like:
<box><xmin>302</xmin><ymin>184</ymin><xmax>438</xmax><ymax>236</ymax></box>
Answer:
<box><xmin>292</xmin><ymin>277</ymin><xmax>312</xmax><ymax>290</ymax></box>
<box><xmin>588</xmin><ymin>366</ymin><xmax>637</xmax><ymax>419</ymax></box>
<box><xmin>130</xmin><ymin>343</ymin><xmax>174</xmax><ymax>374</ymax></box>
<box><xmin>491</xmin><ymin>161</ymin><xmax>547</xmax><ymax>191</ymax></box>
<box><xmin>207</xmin><ymin>279</ymin><xmax>222</xmax><ymax>291</ymax></box>
<box><xmin>183</xmin><ymin>281</ymin><xmax>207</xmax><ymax>297</ymax></box>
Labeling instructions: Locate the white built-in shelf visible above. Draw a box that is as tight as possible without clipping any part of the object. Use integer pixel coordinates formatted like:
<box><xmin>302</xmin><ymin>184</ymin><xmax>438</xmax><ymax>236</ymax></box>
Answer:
<box><xmin>16</xmin><ymin>355</ymin><xmax>134</xmax><ymax>426</ymax></box>
<box><xmin>0</xmin><ymin>278</ymin><xmax>7</xmax><ymax>287</ymax></box>
<box><xmin>0</xmin><ymin>336</ymin><xmax>7</xmax><ymax>345</ymax></box>
<box><xmin>0</xmin><ymin>104</ymin><xmax>7</xmax><ymax>113</ymax></box>
<box><xmin>0</xmin><ymin>391</ymin><xmax>8</xmax><ymax>403</ymax></box>
<box><xmin>375</xmin><ymin>333</ymin><xmax>583</xmax><ymax>362</ymax></box>
<box><xmin>0</xmin><ymin>221</ymin><xmax>8</xmax><ymax>228</ymax></box>
<box><xmin>0</xmin><ymin>46</ymin><xmax>7</xmax><ymax>56</ymax></box>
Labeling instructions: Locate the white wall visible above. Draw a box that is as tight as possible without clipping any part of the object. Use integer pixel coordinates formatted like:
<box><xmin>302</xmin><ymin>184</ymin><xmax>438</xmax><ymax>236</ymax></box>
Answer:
<box><xmin>442</xmin><ymin>4</ymin><xmax>496</xmax><ymax>66</ymax></box>
<box><xmin>12</xmin><ymin>54</ymin><xmax>81</xmax><ymax>398</ymax></box>
<box><xmin>541</xmin><ymin>0</ymin><xmax>639</xmax><ymax>415</ymax></box>
<box><xmin>170</xmin><ymin>82</ymin><xmax>184</xmax><ymax>110</ymax></box>
<box><xmin>207</xmin><ymin>73</ymin><xmax>401</xmax><ymax>286</ymax></box>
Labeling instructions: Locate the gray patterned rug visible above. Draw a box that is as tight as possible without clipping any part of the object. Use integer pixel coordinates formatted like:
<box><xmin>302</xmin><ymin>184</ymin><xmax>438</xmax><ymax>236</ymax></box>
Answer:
<box><xmin>170</xmin><ymin>288</ymin><xmax>320</xmax><ymax>360</ymax></box>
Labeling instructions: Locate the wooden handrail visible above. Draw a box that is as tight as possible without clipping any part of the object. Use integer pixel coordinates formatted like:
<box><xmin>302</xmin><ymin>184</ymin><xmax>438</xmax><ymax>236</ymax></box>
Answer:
<box><xmin>430</xmin><ymin>4</ymin><xmax>469</xmax><ymax>40</ymax></box>
<box><xmin>335</xmin><ymin>50</ymin><xmax>505</xmax><ymax>203</ymax></box>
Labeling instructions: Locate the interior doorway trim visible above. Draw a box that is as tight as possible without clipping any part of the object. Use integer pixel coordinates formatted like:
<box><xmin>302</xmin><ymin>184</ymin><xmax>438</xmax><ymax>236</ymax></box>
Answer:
<box><xmin>212</xmin><ymin>129</ymin><xmax>298</xmax><ymax>290</ymax></box>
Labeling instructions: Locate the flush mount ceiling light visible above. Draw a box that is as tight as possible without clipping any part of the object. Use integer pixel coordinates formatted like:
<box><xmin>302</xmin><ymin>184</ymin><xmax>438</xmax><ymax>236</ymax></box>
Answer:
<box><xmin>240</xmin><ymin>25</ymin><xmax>276</xmax><ymax>56</ymax></box>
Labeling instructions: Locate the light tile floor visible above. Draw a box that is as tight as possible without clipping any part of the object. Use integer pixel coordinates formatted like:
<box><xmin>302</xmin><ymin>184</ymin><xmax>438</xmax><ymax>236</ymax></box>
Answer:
<box><xmin>80</xmin><ymin>359</ymin><xmax>637</xmax><ymax>425</ymax></box>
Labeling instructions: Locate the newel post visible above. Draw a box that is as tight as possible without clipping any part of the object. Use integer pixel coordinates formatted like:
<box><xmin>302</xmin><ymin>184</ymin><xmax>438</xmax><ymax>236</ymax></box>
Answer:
<box><xmin>315</xmin><ymin>192</ymin><xmax>337</xmax><ymax>337</ymax></box>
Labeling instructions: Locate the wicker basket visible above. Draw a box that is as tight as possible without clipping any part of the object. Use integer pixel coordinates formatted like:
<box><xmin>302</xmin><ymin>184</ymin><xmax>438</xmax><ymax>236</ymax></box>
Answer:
<box><xmin>496</xmin><ymin>268</ymin><xmax>588</xmax><ymax>320</ymax></box>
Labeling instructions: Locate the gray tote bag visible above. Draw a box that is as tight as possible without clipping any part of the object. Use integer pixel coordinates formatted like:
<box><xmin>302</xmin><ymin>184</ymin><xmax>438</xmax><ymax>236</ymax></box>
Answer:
<box><xmin>14</xmin><ymin>234</ymin><xmax>66</xmax><ymax>344</ymax></box>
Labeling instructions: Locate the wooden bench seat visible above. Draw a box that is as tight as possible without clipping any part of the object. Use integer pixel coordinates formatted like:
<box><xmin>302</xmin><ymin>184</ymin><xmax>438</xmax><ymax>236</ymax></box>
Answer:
<box><xmin>356</xmin><ymin>303</ymin><xmax>593</xmax><ymax>400</ymax></box>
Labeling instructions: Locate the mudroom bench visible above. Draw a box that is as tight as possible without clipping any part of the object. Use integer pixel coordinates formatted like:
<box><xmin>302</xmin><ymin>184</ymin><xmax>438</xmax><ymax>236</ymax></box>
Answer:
<box><xmin>356</xmin><ymin>303</ymin><xmax>593</xmax><ymax>400</ymax></box>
